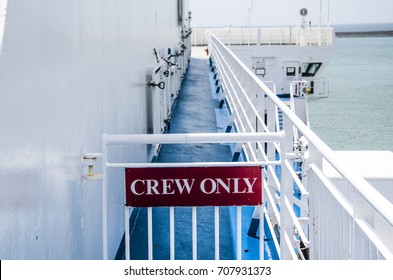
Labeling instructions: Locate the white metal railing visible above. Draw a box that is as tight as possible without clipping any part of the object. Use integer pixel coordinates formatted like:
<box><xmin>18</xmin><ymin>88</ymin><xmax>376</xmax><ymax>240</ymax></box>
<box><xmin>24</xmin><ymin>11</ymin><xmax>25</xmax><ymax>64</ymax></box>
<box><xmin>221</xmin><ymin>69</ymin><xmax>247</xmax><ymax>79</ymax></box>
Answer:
<box><xmin>209</xmin><ymin>32</ymin><xmax>393</xmax><ymax>260</ymax></box>
<box><xmin>101</xmin><ymin>132</ymin><xmax>284</xmax><ymax>260</ymax></box>
<box><xmin>193</xmin><ymin>27</ymin><xmax>335</xmax><ymax>47</ymax></box>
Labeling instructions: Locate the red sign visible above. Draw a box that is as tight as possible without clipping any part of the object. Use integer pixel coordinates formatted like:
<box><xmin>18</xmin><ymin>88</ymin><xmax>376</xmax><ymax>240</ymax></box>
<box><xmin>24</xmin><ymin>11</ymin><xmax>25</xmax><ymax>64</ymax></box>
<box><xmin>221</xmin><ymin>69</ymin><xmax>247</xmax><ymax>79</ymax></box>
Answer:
<box><xmin>125</xmin><ymin>166</ymin><xmax>262</xmax><ymax>207</ymax></box>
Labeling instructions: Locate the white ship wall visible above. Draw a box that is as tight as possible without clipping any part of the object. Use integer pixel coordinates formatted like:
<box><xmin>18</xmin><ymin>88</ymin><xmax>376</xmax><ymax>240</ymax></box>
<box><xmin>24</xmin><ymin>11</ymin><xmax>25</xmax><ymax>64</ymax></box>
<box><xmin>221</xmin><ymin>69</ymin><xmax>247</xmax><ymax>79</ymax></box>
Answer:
<box><xmin>0</xmin><ymin>0</ymin><xmax>188</xmax><ymax>259</ymax></box>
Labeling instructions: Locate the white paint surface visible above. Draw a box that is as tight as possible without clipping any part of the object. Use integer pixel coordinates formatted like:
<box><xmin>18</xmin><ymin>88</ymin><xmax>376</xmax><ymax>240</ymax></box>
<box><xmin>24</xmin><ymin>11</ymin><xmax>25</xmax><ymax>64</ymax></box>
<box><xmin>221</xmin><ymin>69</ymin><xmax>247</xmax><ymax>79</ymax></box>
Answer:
<box><xmin>0</xmin><ymin>0</ymin><xmax>188</xmax><ymax>259</ymax></box>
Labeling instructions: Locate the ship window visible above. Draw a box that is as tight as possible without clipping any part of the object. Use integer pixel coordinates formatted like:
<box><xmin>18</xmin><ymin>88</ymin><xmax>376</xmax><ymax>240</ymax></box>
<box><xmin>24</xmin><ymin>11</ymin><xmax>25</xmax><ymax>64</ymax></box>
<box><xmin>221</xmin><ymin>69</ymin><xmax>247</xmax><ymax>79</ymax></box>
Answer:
<box><xmin>286</xmin><ymin>67</ymin><xmax>296</xmax><ymax>76</ymax></box>
<box><xmin>255</xmin><ymin>67</ymin><xmax>266</xmax><ymax>77</ymax></box>
<box><xmin>302</xmin><ymin>62</ymin><xmax>322</xmax><ymax>77</ymax></box>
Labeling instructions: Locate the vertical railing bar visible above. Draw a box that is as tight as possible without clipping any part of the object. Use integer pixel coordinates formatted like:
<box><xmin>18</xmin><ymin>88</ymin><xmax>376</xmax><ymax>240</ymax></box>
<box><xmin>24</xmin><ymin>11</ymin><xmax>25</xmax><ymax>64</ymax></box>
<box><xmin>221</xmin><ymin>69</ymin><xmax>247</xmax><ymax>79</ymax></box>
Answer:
<box><xmin>102</xmin><ymin>138</ymin><xmax>108</xmax><ymax>260</ymax></box>
<box><xmin>125</xmin><ymin>207</ymin><xmax>130</xmax><ymax>260</ymax></box>
<box><xmin>260</xmin><ymin>166</ymin><xmax>264</xmax><ymax>260</ymax></box>
<box><xmin>215</xmin><ymin>206</ymin><xmax>220</xmax><ymax>260</ymax></box>
<box><xmin>192</xmin><ymin>207</ymin><xmax>197</xmax><ymax>260</ymax></box>
<box><xmin>237</xmin><ymin>206</ymin><xmax>242</xmax><ymax>260</ymax></box>
<box><xmin>259</xmin><ymin>205</ymin><xmax>264</xmax><ymax>260</ymax></box>
<box><xmin>280</xmin><ymin>115</ymin><xmax>295</xmax><ymax>259</ymax></box>
<box><xmin>148</xmin><ymin>207</ymin><xmax>153</xmax><ymax>260</ymax></box>
<box><xmin>284</xmin><ymin>159</ymin><xmax>309</xmax><ymax>196</ymax></box>
<box><xmin>284</xmin><ymin>232</ymin><xmax>298</xmax><ymax>259</ymax></box>
<box><xmin>170</xmin><ymin>207</ymin><xmax>175</xmax><ymax>260</ymax></box>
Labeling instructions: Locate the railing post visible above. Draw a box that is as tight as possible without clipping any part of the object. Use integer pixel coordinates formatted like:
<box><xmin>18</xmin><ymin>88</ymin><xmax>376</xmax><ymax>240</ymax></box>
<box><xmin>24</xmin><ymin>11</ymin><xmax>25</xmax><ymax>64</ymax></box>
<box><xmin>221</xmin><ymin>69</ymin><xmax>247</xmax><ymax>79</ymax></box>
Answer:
<box><xmin>280</xmin><ymin>114</ymin><xmax>295</xmax><ymax>259</ymax></box>
<box><xmin>125</xmin><ymin>207</ymin><xmax>131</xmax><ymax>260</ymax></box>
<box><xmin>266</xmin><ymin>96</ymin><xmax>276</xmax><ymax>184</ymax></box>
<box><xmin>102</xmin><ymin>135</ymin><xmax>108</xmax><ymax>260</ymax></box>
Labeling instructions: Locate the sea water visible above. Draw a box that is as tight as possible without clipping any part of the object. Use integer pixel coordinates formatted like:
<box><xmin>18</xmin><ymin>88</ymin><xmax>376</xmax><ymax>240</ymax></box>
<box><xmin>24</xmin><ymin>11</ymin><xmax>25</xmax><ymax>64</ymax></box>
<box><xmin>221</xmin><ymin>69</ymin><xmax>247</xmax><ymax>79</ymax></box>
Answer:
<box><xmin>308</xmin><ymin>36</ymin><xmax>393</xmax><ymax>151</ymax></box>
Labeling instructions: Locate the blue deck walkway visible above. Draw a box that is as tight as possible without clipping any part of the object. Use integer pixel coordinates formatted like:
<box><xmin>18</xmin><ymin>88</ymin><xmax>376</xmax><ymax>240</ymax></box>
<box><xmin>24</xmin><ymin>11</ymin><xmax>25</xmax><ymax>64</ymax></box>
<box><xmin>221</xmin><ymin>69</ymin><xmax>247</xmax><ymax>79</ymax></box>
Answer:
<box><xmin>128</xmin><ymin>52</ymin><xmax>270</xmax><ymax>260</ymax></box>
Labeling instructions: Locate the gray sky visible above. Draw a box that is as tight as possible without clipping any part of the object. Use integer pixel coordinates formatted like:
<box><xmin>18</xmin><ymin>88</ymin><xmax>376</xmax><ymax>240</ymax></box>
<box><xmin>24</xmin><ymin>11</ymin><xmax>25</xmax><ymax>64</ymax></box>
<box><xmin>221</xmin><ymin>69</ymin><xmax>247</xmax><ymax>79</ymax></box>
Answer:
<box><xmin>189</xmin><ymin>0</ymin><xmax>393</xmax><ymax>27</ymax></box>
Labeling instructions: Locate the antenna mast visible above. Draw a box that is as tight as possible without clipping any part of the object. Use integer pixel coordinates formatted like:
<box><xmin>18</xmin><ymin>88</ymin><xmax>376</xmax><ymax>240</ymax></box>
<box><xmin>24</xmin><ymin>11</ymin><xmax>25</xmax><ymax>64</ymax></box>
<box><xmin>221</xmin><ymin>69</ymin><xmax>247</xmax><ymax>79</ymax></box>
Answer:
<box><xmin>327</xmin><ymin>0</ymin><xmax>331</xmax><ymax>27</ymax></box>
<box><xmin>319</xmin><ymin>0</ymin><xmax>323</xmax><ymax>28</ymax></box>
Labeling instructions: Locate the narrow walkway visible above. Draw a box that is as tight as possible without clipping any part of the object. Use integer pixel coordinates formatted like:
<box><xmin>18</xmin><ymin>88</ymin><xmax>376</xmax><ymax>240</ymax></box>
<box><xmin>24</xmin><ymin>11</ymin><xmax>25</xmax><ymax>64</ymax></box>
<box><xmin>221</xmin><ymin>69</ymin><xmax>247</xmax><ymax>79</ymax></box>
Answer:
<box><xmin>129</xmin><ymin>50</ymin><xmax>265</xmax><ymax>260</ymax></box>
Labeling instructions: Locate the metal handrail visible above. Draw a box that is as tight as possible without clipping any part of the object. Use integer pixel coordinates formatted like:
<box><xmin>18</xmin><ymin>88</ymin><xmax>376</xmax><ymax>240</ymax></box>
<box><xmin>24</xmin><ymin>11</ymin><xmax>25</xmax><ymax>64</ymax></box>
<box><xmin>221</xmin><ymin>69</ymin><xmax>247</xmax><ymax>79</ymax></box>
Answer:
<box><xmin>103</xmin><ymin>132</ymin><xmax>283</xmax><ymax>144</ymax></box>
<box><xmin>208</xmin><ymin>32</ymin><xmax>393</xmax><ymax>259</ymax></box>
<box><xmin>209</xmin><ymin>32</ymin><xmax>393</xmax><ymax>227</ymax></box>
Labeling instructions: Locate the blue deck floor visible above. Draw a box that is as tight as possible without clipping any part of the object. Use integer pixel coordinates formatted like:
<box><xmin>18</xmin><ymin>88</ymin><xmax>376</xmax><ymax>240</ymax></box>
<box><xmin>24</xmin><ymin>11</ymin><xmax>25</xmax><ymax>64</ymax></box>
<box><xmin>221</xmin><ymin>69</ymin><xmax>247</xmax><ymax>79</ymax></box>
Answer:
<box><xmin>128</xmin><ymin>55</ymin><xmax>274</xmax><ymax>260</ymax></box>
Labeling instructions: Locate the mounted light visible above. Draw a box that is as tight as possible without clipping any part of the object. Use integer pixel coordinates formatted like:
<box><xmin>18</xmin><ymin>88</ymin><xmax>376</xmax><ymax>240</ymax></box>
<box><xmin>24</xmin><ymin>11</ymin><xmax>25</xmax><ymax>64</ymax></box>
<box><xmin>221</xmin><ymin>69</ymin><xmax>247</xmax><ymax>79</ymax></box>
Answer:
<box><xmin>300</xmin><ymin>8</ymin><xmax>308</xmax><ymax>17</ymax></box>
<box><xmin>82</xmin><ymin>154</ymin><xmax>103</xmax><ymax>180</ymax></box>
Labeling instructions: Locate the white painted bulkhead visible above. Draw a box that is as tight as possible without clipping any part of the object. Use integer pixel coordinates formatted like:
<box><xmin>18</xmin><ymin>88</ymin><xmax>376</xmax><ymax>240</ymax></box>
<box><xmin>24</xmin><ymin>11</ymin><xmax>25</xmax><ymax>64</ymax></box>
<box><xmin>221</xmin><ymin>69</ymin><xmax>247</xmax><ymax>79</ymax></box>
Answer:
<box><xmin>0</xmin><ymin>0</ymin><xmax>189</xmax><ymax>259</ymax></box>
